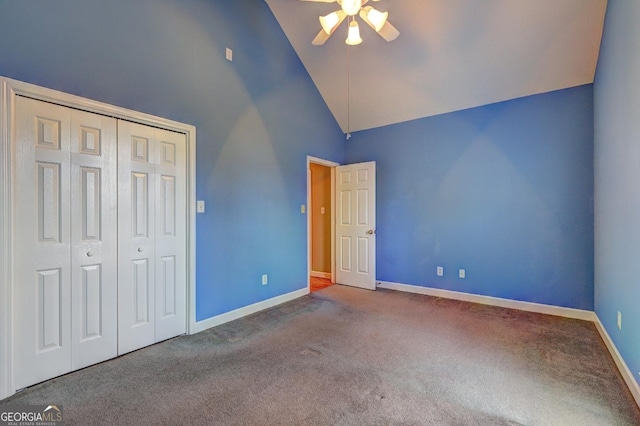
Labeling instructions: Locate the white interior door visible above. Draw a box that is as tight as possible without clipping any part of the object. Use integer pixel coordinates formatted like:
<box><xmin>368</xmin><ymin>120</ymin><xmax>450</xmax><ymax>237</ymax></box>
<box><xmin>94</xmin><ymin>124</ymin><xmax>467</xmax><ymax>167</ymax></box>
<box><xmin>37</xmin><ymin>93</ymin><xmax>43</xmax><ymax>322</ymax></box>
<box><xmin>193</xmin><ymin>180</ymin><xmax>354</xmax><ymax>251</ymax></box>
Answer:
<box><xmin>13</xmin><ymin>97</ymin><xmax>118</xmax><ymax>388</ymax></box>
<box><xmin>69</xmin><ymin>108</ymin><xmax>118</xmax><ymax>370</ymax></box>
<box><xmin>154</xmin><ymin>129</ymin><xmax>187</xmax><ymax>342</ymax></box>
<box><xmin>14</xmin><ymin>96</ymin><xmax>72</xmax><ymax>388</ymax></box>
<box><xmin>118</xmin><ymin>121</ymin><xmax>187</xmax><ymax>355</ymax></box>
<box><xmin>118</xmin><ymin>122</ymin><xmax>156</xmax><ymax>354</ymax></box>
<box><xmin>335</xmin><ymin>161</ymin><xmax>376</xmax><ymax>290</ymax></box>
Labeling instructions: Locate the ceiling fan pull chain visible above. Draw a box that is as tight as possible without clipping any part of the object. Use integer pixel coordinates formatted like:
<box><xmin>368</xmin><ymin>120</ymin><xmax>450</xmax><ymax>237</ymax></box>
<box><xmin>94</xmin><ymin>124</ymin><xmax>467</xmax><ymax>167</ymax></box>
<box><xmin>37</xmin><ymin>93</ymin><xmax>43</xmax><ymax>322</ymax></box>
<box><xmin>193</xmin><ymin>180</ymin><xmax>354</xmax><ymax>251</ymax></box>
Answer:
<box><xmin>347</xmin><ymin>42</ymin><xmax>351</xmax><ymax>139</ymax></box>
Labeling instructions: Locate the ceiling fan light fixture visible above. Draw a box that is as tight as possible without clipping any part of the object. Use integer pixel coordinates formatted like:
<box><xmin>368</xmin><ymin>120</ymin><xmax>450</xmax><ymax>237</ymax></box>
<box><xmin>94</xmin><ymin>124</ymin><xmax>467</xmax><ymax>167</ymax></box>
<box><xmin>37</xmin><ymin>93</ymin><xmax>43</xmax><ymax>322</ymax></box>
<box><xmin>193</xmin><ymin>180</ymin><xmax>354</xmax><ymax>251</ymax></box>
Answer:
<box><xmin>346</xmin><ymin>20</ymin><xmax>363</xmax><ymax>45</ymax></box>
<box><xmin>341</xmin><ymin>0</ymin><xmax>362</xmax><ymax>16</ymax></box>
<box><xmin>366</xmin><ymin>7</ymin><xmax>388</xmax><ymax>32</ymax></box>
<box><xmin>319</xmin><ymin>11</ymin><xmax>341</xmax><ymax>35</ymax></box>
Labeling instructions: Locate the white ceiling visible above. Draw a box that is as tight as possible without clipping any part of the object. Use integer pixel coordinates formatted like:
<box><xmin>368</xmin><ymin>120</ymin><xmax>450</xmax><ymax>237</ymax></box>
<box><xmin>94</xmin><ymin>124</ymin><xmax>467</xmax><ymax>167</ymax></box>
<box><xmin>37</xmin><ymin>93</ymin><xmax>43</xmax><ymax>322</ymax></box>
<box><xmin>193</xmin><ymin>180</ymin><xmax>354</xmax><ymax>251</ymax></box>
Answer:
<box><xmin>265</xmin><ymin>0</ymin><xmax>607</xmax><ymax>133</ymax></box>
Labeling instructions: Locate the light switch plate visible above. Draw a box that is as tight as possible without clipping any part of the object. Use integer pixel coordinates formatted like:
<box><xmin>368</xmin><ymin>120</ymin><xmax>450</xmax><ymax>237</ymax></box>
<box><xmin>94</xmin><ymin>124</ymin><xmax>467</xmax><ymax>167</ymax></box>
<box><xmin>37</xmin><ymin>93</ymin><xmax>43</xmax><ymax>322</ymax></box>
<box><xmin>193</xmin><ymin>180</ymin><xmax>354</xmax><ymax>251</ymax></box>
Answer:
<box><xmin>226</xmin><ymin>48</ymin><xmax>233</xmax><ymax>61</ymax></box>
<box><xmin>197</xmin><ymin>200</ymin><xmax>205</xmax><ymax>213</ymax></box>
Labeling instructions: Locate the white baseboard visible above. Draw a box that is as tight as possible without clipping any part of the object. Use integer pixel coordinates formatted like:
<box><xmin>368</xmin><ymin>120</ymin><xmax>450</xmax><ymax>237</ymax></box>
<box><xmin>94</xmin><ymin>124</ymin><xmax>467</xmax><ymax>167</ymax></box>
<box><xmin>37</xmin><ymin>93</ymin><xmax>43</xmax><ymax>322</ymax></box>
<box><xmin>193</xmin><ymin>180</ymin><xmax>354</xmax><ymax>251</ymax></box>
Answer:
<box><xmin>377</xmin><ymin>281</ymin><xmax>640</xmax><ymax>408</ymax></box>
<box><xmin>593</xmin><ymin>316</ymin><xmax>640</xmax><ymax>407</ymax></box>
<box><xmin>190</xmin><ymin>288</ymin><xmax>308</xmax><ymax>334</ymax></box>
<box><xmin>311</xmin><ymin>271</ymin><xmax>331</xmax><ymax>279</ymax></box>
<box><xmin>377</xmin><ymin>281</ymin><xmax>595</xmax><ymax>321</ymax></box>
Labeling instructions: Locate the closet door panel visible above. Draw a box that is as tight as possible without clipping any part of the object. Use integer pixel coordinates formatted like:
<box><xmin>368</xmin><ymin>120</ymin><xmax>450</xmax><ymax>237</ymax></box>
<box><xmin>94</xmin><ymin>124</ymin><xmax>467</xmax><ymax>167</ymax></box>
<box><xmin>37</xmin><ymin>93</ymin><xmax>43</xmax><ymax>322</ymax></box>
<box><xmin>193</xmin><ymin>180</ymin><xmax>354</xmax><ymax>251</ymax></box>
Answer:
<box><xmin>14</xmin><ymin>96</ymin><xmax>72</xmax><ymax>389</ymax></box>
<box><xmin>70</xmin><ymin>109</ymin><xmax>118</xmax><ymax>370</ymax></box>
<box><xmin>118</xmin><ymin>121</ymin><xmax>156</xmax><ymax>355</ymax></box>
<box><xmin>154</xmin><ymin>130</ymin><xmax>187</xmax><ymax>342</ymax></box>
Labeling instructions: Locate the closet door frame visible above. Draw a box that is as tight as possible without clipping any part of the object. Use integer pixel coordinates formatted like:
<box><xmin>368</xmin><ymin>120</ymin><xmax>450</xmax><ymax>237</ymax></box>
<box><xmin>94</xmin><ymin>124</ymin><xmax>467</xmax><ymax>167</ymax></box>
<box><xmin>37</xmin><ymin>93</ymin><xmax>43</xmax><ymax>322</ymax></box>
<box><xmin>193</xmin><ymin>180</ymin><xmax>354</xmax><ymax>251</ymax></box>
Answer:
<box><xmin>0</xmin><ymin>76</ymin><xmax>197</xmax><ymax>400</ymax></box>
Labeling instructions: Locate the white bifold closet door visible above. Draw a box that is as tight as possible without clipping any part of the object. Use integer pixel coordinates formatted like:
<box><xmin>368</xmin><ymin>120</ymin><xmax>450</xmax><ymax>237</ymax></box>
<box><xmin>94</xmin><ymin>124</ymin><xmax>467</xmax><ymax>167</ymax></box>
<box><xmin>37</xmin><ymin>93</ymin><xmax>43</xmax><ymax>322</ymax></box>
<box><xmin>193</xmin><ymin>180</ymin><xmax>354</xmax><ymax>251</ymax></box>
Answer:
<box><xmin>13</xmin><ymin>96</ymin><xmax>188</xmax><ymax>389</ymax></box>
<box><xmin>117</xmin><ymin>121</ymin><xmax>187</xmax><ymax>355</ymax></box>
<box><xmin>14</xmin><ymin>96</ymin><xmax>118</xmax><ymax>389</ymax></box>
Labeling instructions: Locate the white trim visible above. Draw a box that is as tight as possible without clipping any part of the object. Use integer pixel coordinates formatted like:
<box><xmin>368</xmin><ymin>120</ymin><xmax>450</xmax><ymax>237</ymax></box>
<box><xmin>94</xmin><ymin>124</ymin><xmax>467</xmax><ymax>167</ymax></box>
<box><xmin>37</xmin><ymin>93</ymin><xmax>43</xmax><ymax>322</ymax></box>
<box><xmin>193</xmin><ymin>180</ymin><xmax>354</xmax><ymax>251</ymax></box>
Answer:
<box><xmin>0</xmin><ymin>77</ymin><xmax>13</xmax><ymax>400</ymax></box>
<box><xmin>187</xmin><ymin>128</ymin><xmax>197</xmax><ymax>337</ymax></box>
<box><xmin>377</xmin><ymin>281</ymin><xmax>596</xmax><ymax>321</ymax></box>
<box><xmin>330</xmin><ymin>166</ymin><xmax>336</xmax><ymax>284</ymax></box>
<box><xmin>307</xmin><ymin>163</ymin><xmax>311</xmax><ymax>291</ymax></box>
<box><xmin>0</xmin><ymin>76</ymin><xmax>197</xmax><ymax>400</ymax></box>
<box><xmin>307</xmin><ymin>156</ymin><xmax>340</xmax><ymax>168</ymax></box>
<box><xmin>593</xmin><ymin>316</ymin><xmax>640</xmax><ymax>407</ymax></box>
<box><xmin>306</xmin><ymin>156</ymin><xmax>339</xmax><ymax>292</ymax></box>
<box><xmin>311</xmin><ymin>271</ymin><xmax>331</xmax><ymax>279</ymax></box>
<box><xmin>190</xmin><ymin>288</ymin><xmax>308</xmax><ymax>334</ymax></box>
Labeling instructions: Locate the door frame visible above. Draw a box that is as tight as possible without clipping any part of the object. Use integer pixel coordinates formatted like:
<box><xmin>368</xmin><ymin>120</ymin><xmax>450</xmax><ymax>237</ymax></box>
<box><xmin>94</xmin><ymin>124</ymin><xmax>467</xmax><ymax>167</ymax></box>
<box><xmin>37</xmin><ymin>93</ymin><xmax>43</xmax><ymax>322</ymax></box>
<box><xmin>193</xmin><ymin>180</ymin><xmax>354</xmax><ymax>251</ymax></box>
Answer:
<box><xmin>0</xmin><ymin>76</ymin><xmax>197</xmax><ymax>400</ymax></box>
<box><xmin>306</xmin><ymin>156</ymin><xmax>339</xmax><ymax>291</ymax></box>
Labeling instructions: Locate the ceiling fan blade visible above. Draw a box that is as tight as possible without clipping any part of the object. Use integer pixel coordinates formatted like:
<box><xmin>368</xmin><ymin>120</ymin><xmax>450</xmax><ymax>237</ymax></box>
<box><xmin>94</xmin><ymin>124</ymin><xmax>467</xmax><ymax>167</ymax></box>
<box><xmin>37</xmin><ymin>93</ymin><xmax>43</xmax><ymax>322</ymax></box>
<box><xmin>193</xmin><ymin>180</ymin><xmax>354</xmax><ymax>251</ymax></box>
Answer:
<box><xmin>312</xmin><ymin>30</ymin><xmax>331</xmax><ymax>45</ymax></box>
<box><xmin>377</xmin><ymin>21</ymin><xmax>400</xmax><ymax>41</ymax></box>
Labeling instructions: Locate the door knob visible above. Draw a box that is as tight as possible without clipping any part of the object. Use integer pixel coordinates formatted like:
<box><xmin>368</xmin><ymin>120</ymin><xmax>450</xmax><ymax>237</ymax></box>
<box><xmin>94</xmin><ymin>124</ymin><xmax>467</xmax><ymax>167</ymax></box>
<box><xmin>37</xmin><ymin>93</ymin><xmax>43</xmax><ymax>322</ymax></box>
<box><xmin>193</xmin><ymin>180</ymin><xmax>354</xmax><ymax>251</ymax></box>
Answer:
<box><xmin>366</xmin><ymin>229</ymin><xmax>375</xmax><ymax>235</ymax></box>
<box><xmin>87</xmin><ymin>251</ymin><xmax>94</xmax><ymax>257</ymax></box>
<box><xmin>138</xmin><ymin>247</ymin><xmax>144</xmax><ymax>252</ymax></box>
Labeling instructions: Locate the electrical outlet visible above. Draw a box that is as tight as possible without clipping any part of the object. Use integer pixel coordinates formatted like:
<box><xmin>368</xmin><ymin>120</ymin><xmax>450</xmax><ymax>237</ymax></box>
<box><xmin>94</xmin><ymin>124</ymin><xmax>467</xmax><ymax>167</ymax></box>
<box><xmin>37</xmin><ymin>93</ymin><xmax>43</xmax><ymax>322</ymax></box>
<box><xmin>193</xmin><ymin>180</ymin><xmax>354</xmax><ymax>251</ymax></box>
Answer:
<box><xmin>436</xmin><ymin>266</ymin><xmax>444</xmax><ymax>277</ymax></box>
<box><xmin>301</xmin><ymin>204</ymin><xmax>306</xmax><ymax>214</ymax></box>
<box><xmin>617</xmin><ymin>311</ymin><xmax>622</xmax><ymax>330</ymax></box>
<box><xmin>262</xmin><ymin>274</ymin><xmax>268</xmax><ymax>285</ymax></box>
<box><xmin>459</xmin><ymin>269</ymin><xmax>465</xmax><ymax>279</ymax></box>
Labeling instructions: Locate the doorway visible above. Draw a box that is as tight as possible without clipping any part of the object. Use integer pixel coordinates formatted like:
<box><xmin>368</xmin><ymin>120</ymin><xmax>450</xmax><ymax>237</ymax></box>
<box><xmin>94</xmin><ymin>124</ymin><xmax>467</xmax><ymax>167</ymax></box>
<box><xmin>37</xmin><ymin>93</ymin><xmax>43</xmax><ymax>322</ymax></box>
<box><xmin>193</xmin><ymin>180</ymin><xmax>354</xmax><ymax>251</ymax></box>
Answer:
<box><xmin>307</xmin><ymin>157</ymin><xmax>338</xmax><ymax>292</ymax></box>
<box><xmin>306</xmin><ymin>157</ymin><xmax>378</xmax><ymax>292</ymax></box>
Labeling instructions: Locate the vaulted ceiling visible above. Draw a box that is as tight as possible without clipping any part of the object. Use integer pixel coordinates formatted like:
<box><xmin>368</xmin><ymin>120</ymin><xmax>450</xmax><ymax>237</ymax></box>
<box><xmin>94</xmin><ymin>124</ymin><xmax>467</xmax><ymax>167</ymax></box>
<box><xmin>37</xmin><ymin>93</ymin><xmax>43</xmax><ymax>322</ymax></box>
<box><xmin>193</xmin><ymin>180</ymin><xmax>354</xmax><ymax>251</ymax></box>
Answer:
<box><xmin>265</xmin><ymin>0</ymin><xmax>607</xmax><ymax>133</ymax></box>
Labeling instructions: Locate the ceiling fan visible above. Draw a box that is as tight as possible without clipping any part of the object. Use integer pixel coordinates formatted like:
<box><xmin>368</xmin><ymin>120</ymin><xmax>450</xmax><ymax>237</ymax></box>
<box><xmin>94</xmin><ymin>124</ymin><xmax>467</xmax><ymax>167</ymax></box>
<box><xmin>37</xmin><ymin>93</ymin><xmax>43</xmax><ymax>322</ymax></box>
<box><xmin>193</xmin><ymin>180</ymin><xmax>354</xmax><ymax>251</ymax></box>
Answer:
<box><xmin>301</xmin><ymin>0</ymin><xmax>400</xmax><ymax>46</ymax></box>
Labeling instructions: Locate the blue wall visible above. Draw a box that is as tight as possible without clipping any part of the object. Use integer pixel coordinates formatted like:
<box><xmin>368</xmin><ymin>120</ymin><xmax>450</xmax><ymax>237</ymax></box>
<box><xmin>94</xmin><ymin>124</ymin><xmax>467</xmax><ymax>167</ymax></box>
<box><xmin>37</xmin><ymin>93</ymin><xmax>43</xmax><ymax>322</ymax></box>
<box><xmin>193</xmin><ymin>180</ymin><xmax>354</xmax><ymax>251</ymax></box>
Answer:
<box><xmin>346</xmin><ymin>86</ymin><xmax>595</xmax><ymax>310</ymax></box>
<box><xmin>594</xmin><ymin>1</ymin><xmax>640</xmax><ymax>387</ymax></box>
<box><xmin>0</xmin><ymin>1</ymin><xmax>616</xmax><ymax>333</ymax></box>
<box><xmin>0</xmin><ymin>0</ymin><xmax>344</xmax><ymax>321</ymax></box>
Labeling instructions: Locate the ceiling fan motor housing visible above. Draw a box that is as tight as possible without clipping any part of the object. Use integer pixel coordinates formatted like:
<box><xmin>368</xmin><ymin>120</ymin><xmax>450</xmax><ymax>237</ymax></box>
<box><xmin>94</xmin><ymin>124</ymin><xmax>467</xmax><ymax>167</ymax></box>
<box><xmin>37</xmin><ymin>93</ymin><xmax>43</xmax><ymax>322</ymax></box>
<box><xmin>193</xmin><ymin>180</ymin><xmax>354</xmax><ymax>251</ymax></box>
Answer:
<box><xmin>341</xmin><ymin>0</ymin><xmax>363</xmax><ymax>16</ymax></box>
